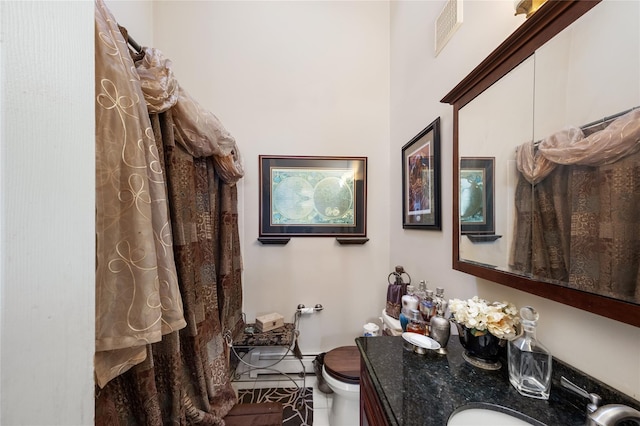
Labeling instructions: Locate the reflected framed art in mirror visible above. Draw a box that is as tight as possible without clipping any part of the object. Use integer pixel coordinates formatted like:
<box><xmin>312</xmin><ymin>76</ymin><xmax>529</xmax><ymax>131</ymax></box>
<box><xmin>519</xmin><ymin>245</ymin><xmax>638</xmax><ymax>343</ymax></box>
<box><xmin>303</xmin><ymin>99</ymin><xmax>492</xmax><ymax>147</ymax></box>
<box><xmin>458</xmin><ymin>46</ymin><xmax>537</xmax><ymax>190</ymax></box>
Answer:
<box><xmin>460</xmin><ymin>157</ymin><xmax>494</xmax><ymax>235</ymax></box>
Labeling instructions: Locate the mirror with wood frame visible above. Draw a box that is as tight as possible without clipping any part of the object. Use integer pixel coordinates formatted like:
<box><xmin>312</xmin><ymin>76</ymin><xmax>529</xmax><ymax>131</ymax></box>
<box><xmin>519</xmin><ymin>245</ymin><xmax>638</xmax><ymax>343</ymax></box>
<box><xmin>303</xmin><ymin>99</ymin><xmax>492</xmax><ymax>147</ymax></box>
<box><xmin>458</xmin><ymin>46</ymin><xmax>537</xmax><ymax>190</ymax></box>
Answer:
<box><xmin>442</xmin><ymin>0</ymin><xmax>640</xmax><ymax>327</ymax></box>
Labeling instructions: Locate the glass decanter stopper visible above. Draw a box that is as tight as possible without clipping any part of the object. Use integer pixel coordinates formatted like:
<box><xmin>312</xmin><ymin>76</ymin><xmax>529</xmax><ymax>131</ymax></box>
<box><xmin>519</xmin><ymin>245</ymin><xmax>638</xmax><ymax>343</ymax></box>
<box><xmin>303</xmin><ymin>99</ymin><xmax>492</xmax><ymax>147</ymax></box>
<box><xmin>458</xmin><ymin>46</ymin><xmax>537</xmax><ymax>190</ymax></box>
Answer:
<box><xmin>508</xmin><ymin>306</ymin><xmax>552</xmax><ymax>400</ymax></box>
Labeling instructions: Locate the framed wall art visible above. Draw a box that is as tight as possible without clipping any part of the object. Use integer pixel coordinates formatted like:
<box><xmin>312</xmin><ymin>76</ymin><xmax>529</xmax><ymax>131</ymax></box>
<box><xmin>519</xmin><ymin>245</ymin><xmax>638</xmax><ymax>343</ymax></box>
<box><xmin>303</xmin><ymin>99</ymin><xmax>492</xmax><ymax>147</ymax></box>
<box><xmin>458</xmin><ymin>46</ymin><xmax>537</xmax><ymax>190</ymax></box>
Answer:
<box><xmin>259</xmin><ymin>155</ymin><xmax>367</xmax><ymax>239</ymax></box>
<box><xmin>401</xmin><ymin>118</ymin><xmax>441</xmax><ymax>230</ymax></box>
<box><xmin>460</xmin><ymin>157</ymin><xmax>495</xmax><ymax>235</ymax></box>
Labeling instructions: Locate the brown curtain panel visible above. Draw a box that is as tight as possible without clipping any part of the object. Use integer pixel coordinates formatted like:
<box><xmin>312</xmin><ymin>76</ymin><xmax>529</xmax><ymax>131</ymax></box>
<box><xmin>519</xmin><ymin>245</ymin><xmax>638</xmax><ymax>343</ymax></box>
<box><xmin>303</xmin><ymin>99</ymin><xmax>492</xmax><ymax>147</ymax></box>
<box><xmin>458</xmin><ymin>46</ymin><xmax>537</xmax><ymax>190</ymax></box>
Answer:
<box><xmin>510</xmin><ymin>165</ymin><xmax>572</xmax><ymax>282</ymax></box>
<box><xmin>94</xmin><ymin>0</ymin><xmax>187</xmax><ymax>389</ymax></box>
<box><xmin>95</xmin><ymin>0</ymin><xmax>244</xmax><ymax>423</ymax></box>
<box><xmin>567</xmin><ymin>154</ymin><xmax>640</xmax><ymax>302</ymax></box>
<box><xmin>95</xmin><ymin>111</ymin><xmax>241</xmax><ymax>425</ymax></box>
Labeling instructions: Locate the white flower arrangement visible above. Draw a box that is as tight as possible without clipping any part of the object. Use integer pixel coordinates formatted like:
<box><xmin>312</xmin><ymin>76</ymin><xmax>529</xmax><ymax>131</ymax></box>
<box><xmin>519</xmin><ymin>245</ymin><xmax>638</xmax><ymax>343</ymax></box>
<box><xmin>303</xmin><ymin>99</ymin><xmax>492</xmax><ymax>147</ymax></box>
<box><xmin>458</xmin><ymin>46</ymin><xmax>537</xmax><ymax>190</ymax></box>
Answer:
<box><xmin>449</xmin><ymin>296</ymin><xmax>519</xmax><ymax>340</ymax></box>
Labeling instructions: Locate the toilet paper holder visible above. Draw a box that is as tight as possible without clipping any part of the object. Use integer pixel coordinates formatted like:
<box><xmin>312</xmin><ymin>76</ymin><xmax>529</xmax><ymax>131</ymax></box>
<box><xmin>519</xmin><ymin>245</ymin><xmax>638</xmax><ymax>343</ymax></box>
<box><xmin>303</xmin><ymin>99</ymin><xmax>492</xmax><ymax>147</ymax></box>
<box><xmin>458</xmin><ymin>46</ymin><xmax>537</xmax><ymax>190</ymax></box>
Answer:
<box><xmin>297</xmin><ymin>303</ymin><xmax>324</xmax><ymax>314</ymax></box>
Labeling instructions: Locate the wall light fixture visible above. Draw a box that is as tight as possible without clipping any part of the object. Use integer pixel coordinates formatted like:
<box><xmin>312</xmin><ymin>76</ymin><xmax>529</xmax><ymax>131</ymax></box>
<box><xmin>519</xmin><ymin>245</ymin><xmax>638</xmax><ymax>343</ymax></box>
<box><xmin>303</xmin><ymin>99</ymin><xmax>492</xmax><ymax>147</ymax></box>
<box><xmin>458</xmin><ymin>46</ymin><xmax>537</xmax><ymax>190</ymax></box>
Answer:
<box><xmin>514</xmin><ymin>0</ymin><xmax>548</xmax><ymax>18</ymax></box>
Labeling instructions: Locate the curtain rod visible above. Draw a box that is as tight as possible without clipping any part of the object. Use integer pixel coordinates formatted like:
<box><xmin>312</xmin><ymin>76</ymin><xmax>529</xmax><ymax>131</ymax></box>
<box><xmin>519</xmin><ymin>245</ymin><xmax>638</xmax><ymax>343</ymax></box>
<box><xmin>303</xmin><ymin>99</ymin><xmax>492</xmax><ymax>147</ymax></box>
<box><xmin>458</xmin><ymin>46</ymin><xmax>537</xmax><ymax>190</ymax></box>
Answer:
<box><xmin>581</xmin><ymin>105</ymin><xmax>639</xmax><ymax>131</ymax></box>
<box><xmin>528</xmin><ymin>105</ymin><xmax>640</xmax><ymax>147</ymax></box>
<box><xmin>127</xmin><ymin>35</ymin><xmax>142</xmax><ymax>54</ymax></box>
<box><xmin>117</xmin><ymin>24</ymin><xmax>143</xmax><ymax>55</ymax></box>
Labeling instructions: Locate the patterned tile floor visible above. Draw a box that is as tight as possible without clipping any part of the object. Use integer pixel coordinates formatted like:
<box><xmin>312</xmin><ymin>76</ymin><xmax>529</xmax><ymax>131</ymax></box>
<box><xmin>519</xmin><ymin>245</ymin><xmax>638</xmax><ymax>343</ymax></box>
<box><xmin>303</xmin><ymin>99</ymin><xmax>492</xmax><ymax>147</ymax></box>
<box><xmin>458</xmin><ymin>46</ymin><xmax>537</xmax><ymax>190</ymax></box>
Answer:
<box><xmin>232</xmin><ymin>374</ymin><xmax>332</xmax><ymax>426</ymax></box>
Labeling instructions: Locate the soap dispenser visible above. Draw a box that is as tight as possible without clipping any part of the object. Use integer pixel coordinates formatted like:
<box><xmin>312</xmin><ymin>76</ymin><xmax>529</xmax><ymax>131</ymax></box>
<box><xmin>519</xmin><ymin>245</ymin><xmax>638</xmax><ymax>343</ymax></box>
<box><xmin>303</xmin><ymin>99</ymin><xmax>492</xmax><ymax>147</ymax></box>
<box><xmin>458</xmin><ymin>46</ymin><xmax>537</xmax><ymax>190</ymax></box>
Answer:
<box><xmin>429</xmin><ymin>299</ymin><xmax>450</xmax><ymax>354</ymax></box>
<box><xmin>508</xmin><ymin>306</ymin><xmax>552</xmax><ymax>400</ymax></box>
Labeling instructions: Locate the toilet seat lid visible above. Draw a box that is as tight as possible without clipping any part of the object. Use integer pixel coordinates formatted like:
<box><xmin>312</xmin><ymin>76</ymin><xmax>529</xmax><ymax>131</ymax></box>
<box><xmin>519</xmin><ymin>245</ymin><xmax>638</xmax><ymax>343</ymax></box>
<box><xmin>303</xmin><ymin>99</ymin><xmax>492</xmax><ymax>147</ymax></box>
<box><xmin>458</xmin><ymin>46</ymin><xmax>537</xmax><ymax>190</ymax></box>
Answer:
<box><xmin>324</xmin><ymin>346</ymin><xmax>360</xmax><ymax>384</ymax></box>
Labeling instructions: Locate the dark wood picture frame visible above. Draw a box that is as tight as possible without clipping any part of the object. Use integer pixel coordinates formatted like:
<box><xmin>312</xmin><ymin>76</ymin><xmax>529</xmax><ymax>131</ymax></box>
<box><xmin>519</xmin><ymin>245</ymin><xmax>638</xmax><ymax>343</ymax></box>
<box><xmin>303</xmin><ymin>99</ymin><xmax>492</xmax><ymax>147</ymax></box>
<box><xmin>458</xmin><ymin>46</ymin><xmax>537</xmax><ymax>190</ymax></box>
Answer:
<box><xmin>401</xmin><ymin>118</ymin><xmax>441</xmax><ymax>230</ymax></box>
<box><xmin>259</xmin><ymin>155</ymin><xmax>367</xmax><ymax>238</ymax></box>
<box><xmin>460</xmin><ymin>157</ymin><xmax>495</xmax><ymax>235</ymax></box>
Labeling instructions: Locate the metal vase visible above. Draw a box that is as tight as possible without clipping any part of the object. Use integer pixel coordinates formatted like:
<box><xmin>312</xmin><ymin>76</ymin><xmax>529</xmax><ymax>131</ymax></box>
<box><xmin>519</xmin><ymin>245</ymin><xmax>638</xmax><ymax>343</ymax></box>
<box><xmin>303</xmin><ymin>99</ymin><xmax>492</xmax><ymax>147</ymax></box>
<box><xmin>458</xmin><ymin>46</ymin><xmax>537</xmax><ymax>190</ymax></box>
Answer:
<box><xmin>429</xmin><ymin>316</ymin><xmax>451</xmax><ymax>354</ymax></box>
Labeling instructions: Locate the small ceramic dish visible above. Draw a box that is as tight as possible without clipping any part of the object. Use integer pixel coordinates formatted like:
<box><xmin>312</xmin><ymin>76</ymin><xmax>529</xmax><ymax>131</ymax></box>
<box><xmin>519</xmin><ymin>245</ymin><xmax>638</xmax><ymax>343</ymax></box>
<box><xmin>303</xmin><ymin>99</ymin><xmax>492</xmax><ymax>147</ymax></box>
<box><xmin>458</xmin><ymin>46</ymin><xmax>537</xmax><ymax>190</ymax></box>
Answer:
<box><xmin>402</xmin><ymin>332</ymin><xmax>441</xmax><ymax>350</ymax></box>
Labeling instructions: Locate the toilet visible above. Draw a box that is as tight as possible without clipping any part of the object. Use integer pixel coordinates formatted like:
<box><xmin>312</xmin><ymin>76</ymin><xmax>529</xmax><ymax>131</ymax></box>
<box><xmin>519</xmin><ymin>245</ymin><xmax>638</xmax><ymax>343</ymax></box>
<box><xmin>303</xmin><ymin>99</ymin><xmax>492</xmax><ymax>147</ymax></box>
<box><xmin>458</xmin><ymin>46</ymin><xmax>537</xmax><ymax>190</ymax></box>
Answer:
<box><xmin>381</xmin><ymin>309</ymin><xmax>403</xmax><ymax>336</ymax></box>
<box><xmin>322</xmin><ymin>346</ymin><xmax>361</xmax><ymax>426</ymax></box>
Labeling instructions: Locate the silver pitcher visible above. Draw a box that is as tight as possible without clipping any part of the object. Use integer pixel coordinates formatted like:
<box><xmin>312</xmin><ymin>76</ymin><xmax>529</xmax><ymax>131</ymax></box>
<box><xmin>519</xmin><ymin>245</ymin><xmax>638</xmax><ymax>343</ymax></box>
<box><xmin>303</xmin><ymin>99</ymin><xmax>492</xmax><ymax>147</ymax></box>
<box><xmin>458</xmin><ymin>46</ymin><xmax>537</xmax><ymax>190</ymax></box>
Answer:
<box><xmin>430</xmin><ymin>302</ymin><xmax>450</xmax><ymax>355</ymax></box>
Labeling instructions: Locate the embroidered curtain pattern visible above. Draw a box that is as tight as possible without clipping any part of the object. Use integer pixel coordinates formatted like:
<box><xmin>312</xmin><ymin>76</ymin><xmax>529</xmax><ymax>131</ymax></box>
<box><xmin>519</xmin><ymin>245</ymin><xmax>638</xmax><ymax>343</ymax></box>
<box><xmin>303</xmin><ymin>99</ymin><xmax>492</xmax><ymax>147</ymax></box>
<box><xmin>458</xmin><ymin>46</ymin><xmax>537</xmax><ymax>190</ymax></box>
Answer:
<box><xmin>511</xmin><ymin>109</ymin><xmax>640</xmax><ymax>303</ymax></box>
<box><xmin>94</xmin><ymin>0</ymin><xmax>186</xmax><ymax>388</ymax></box>
<box><xmin>95</xmin><ymin>0</ymin><xmax>244</xmax><ymax>423</ymax></box>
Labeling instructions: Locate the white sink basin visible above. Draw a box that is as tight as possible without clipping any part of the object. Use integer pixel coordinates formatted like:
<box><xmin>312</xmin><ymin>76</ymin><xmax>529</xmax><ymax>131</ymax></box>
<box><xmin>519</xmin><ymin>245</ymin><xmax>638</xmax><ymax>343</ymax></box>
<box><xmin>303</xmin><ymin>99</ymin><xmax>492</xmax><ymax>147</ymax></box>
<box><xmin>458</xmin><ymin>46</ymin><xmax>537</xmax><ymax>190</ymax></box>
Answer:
<box><xmin>448</xmin><ymin>404</ymin><xmax>544</xmax><ymax>426</ymax></box>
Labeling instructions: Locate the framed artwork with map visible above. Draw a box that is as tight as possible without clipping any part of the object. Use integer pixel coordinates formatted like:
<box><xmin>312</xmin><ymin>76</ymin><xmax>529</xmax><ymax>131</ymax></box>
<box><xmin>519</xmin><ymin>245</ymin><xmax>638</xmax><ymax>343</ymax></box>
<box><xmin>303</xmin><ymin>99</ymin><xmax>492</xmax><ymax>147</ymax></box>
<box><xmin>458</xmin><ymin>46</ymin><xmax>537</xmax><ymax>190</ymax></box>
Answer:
<box><xmin>259</xmin><ymin>155</ymin><xmax>367</xmax><ymax>237</ymax></box>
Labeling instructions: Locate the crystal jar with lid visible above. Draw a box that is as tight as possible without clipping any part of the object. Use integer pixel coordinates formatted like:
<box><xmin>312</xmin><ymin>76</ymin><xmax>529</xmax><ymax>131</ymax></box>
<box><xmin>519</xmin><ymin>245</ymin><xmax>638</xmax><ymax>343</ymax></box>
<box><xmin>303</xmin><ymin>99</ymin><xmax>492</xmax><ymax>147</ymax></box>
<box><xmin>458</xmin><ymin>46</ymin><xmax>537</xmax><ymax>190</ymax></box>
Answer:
<box><xmin>508</xmin><ymin>306</ymin><xmax>552</xmax><ymax>400</ymax></box>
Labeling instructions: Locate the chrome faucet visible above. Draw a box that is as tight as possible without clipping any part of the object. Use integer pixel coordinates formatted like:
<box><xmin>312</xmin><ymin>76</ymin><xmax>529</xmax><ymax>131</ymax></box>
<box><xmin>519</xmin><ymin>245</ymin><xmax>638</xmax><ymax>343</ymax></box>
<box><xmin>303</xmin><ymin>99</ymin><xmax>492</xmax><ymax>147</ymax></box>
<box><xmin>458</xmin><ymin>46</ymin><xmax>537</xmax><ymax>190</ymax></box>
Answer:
<box><xmin>588</xmin><ymin>404</ymin><xmax>640</xmax><ymax>426</ymax></box>
<box><xmin>561</xmin><ymin>376</ymin><xmax>640</xmax><ymax>426</ymax></box>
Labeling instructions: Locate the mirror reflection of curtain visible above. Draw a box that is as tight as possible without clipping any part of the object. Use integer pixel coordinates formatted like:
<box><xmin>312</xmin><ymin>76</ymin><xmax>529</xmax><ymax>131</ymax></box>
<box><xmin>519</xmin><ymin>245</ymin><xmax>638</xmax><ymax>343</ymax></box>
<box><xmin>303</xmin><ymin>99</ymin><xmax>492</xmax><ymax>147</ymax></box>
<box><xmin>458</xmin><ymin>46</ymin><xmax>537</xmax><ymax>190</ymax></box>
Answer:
<box><xmin>95</xmin><ymin>0</ymin><xmax>245</xmax><ymax>423</ymax></box>
<box><xmin>512</xmin><ymin>109</ymin><xmax>640</xmax><ymax>304</ymax></box>
<box><xmin>569</xmin><ymin>152</ymin><xmax>640</xmax><ymax>302</ymax></box>
<box><xmin>511</xmin><ymin>166</ymin><xmax>571</xmax><ymax>282</ymax></box>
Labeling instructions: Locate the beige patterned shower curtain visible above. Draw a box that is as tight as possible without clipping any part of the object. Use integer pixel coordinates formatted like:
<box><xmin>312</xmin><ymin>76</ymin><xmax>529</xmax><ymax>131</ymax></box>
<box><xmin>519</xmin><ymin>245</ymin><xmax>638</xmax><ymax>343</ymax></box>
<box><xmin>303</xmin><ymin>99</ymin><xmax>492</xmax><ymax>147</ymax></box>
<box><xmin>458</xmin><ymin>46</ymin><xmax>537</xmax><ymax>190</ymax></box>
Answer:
<box><xmin>95</xmin><ymin>0</ymin><xmax>244</xmax><ymax>423</ymax></box>
<box><xmin>511</xmin><ymin>110</ymin><xmax>640</xmax><ymax>304</ymax></box>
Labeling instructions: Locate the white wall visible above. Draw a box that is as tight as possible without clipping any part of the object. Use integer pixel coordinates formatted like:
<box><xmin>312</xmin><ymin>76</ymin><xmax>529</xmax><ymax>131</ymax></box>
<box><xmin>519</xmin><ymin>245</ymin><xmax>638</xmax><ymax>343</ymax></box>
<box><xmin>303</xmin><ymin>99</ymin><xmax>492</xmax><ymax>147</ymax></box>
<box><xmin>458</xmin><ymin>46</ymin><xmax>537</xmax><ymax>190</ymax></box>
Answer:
<box><xmin>390</xmin><ymin>0</ymin><xmax>640</xmax><ymax>400</ymax></box>
<box><xmin>0</xmin><ymin>1</ymin><xmax>95</xmax><ymax>424</ymax></box>
<box><xmin>151</xmin><ymin>1</ymin><xmax>391</xmax><ymax>352</ymax></box>
<box><xmin>105</xmin><ymin>0</ymin><xmax>154</xmax><ymax>46</ymax></box>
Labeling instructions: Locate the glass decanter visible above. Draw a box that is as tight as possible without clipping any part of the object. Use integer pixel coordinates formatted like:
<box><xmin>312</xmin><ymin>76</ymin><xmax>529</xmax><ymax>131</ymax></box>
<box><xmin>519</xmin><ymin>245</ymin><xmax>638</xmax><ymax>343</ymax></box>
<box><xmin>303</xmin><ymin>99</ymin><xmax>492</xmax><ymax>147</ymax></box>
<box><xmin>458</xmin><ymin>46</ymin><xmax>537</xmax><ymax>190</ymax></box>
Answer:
<box><xmin>508</xmin><ymin>306</ymin><xmax>552</xmax><ymax>400</ymax></box>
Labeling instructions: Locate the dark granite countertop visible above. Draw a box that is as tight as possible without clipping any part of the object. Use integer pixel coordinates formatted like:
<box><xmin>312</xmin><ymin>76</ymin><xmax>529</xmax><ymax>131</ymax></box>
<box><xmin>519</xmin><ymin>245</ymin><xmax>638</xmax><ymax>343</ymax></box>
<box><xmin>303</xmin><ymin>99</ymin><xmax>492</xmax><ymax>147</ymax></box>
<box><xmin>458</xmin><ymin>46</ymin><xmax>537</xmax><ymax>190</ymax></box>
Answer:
<box><xmin>356</xmin><ymin>335</ymin><xmax>640</xmax><ymax>426</ymax></box>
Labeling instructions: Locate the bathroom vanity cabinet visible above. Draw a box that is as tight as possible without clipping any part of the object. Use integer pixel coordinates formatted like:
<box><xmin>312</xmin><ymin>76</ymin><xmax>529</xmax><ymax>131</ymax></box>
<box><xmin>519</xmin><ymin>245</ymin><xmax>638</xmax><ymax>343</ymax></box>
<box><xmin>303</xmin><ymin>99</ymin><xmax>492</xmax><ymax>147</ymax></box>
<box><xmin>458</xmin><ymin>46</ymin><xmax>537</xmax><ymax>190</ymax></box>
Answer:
<box><xmin>355</xmin><ymin>336</ymin><xmax>640</xmax><ymax>425</ymax></box>
<box><xmin>360</xmin><ymin>357</ymin><xmax>390</xmax><ymax>426</ymax></box>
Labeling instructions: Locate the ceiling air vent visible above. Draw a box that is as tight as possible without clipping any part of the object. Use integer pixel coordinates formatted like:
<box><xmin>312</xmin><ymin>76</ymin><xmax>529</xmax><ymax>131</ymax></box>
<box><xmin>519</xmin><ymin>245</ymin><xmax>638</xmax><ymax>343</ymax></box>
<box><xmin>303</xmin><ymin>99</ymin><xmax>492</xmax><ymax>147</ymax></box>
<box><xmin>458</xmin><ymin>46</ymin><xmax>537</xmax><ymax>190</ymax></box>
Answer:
<box><xmin>435</xmin><ymin>0</ymin><xmax>463</xmax><ymax>56</ymax></box>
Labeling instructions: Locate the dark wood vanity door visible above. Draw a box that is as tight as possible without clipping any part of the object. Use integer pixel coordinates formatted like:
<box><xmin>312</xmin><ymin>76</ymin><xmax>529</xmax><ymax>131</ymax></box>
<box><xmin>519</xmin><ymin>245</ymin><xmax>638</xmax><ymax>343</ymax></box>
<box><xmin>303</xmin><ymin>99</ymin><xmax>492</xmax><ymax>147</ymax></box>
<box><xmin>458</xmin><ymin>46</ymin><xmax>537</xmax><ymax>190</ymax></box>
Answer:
<box><xmin>360</xmin><ymin>358</ymin><xmax>390</xmax><ymax>426</ymax></box>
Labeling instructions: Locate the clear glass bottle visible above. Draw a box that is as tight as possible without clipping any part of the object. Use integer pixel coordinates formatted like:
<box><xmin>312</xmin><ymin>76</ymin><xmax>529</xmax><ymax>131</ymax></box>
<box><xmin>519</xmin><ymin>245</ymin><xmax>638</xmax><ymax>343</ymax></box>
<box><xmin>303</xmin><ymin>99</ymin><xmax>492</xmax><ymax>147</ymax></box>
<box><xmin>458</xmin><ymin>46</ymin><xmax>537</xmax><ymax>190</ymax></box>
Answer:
<box><xmin>508</xmin><ymin>306</ymin><xmax>552</xmax><ymax>400</ymax></box>
<box><xmin>406</xmin><ymin>309</ymin><xmax>426</xmax><ymax>335</ymax></box>
<box><xmin>415</xmin><ymin>280</ymin><xmax>427</xmax><ymax>303</ymax></box>
<box><xmin>420</xmin><ymin>289</ymin><xmax>436</xmax><ymax>323</ymax></box>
